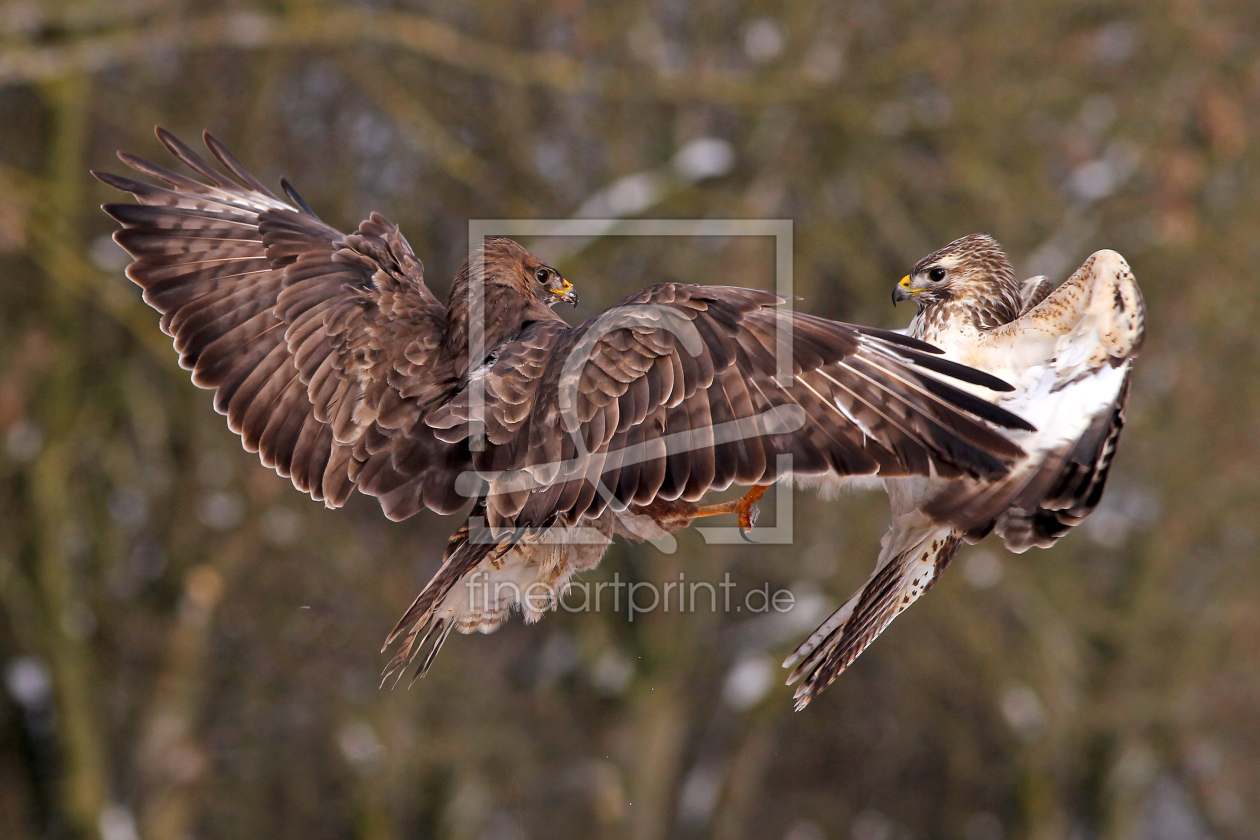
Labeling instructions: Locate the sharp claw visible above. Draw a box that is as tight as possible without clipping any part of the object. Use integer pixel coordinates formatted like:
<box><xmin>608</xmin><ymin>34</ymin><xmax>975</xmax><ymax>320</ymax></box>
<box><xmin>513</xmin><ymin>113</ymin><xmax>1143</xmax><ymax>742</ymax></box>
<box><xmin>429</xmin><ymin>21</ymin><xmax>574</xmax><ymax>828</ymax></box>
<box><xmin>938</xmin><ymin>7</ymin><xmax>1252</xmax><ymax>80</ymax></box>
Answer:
<box><xmin>737</xmin><ymin>502</ymin><xmax>761</xmax><ymax>542</ymax></box>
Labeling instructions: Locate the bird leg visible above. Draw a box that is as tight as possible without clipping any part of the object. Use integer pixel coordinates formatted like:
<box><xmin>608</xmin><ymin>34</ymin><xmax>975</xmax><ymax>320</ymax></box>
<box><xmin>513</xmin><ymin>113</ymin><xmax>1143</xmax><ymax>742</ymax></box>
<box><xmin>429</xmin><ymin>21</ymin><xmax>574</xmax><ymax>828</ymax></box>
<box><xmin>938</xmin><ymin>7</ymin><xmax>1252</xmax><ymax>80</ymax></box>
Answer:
<box><xmin>693</xmin><ymin>484</ymin><xmax>770</xmax><ymax>542</ymax></box>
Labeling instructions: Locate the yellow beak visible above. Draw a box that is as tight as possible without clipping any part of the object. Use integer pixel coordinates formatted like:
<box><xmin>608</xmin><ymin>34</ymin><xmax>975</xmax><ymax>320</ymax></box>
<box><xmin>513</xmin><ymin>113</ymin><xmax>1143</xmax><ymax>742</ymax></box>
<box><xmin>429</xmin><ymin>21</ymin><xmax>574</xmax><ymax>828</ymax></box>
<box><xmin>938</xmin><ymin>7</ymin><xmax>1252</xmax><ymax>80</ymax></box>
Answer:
<box><xmin>548</xmin><ymin>278</ymin><xmax>578</xmax><ymax>306</ymax></box>
<box><xmin>892</xmin><ymin>275</ymin><xmax>914</xmax><ymax>306</ymax></box>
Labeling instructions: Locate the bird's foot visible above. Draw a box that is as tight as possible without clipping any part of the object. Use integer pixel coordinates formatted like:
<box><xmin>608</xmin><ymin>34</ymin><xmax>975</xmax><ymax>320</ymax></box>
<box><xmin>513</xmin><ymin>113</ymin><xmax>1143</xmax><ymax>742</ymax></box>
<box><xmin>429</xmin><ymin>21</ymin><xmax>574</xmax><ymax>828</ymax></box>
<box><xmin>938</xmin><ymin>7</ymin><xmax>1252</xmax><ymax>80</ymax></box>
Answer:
<box><xmin>694</xmin><ymin>484</ymin><xmax>770</xmax><ymax>542</ymax></box>
<box><xmin>735</xmin><ymin>485</ymin><xmax>767</xmax><ymax>542</ymax></box>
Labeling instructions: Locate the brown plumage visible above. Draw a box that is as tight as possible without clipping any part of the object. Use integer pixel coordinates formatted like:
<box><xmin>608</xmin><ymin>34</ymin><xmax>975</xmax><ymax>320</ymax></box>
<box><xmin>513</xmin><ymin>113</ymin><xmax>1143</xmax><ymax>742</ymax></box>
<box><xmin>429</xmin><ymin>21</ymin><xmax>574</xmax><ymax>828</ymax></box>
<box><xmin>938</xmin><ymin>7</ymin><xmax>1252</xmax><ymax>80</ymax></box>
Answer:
<box><xmin>97</xmin><ymin>130</ymin><xmax>1035</xmax><ymax>683</ymax></box>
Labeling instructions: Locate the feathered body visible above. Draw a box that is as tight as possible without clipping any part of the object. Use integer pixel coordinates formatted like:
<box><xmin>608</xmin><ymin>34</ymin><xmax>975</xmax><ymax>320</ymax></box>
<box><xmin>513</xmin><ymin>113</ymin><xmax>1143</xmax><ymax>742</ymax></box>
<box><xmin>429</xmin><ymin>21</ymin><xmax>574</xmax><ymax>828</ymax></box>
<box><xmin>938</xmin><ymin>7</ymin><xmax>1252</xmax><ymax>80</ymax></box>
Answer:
<box><xmin>787</xmin><ymin>234</ymin><xmax>1146</xmax><ymax>709</ymax></box>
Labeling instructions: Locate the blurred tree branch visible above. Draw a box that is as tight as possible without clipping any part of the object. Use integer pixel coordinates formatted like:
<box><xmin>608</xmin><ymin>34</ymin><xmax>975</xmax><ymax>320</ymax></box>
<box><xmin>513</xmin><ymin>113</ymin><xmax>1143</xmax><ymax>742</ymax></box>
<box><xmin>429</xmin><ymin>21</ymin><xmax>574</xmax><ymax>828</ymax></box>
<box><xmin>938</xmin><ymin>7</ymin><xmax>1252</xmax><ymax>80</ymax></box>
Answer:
<box><xmin>0</xmin><ymin>164</ymin><xmax>178</xmax><ymax>367</ymax></box>
<box><xmin>0</xmin><ymin>10</ymin><xmax>581</xmax><ymax>91</ymax></box>
<box><xmin>137</xmin><ymin>544</ymin><xmax>246</xmax><ymax>840</ymax></box>
<box><xmin>335</xmin><ymin>56</ymin><xmax>498</xmax><ymax>198</ymax></box>
<box><xmin>27</xmin><ymin>72</ymin><xmax>113</xmax><ymax>838</ymax></box>
<box><xmin>0</xmin><ymin>8</ymin><xmax>826</xmax><ymax>106</ymax></box>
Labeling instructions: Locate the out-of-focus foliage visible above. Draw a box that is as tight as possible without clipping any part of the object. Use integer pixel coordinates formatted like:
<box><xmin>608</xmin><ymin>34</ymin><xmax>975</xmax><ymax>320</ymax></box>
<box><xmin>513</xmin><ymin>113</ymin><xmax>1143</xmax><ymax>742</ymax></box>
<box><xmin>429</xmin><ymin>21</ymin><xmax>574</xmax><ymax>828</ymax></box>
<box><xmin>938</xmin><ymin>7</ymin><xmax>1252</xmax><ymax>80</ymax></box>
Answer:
<box><xmin>0</xmin><ymin>1</ymin><xmax>1255</xmax><ymax>839</ymax></box>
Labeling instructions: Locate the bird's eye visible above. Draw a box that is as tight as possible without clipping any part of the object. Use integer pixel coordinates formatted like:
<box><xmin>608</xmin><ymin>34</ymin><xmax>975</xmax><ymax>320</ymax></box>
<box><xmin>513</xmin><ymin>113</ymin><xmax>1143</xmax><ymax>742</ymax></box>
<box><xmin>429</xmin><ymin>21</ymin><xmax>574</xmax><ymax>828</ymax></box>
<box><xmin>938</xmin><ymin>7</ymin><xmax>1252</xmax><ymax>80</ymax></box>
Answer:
<box><xmin>928</xmin><ymin>267</ymin><xmax>947</xmax><ymax>282</ymax></box>
<box><xmin>535</xmin><ymin>267</ymin><xmax>550</xmax><ymax>283</ymax></box>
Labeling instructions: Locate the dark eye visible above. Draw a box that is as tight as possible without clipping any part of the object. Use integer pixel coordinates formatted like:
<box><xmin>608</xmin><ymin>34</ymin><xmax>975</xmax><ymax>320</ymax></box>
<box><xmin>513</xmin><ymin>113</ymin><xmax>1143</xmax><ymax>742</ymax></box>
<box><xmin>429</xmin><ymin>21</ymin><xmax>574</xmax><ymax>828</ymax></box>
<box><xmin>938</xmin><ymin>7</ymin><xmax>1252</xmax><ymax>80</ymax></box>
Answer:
<box><xmin>535</xmin><ymin>267</ymin><xmax>550</xmax><ymax>283</ymax></box>
<box><xmin>928</xmin><ymin>267</ymin><xmax>946</xmax><ymax>282</ymax></box>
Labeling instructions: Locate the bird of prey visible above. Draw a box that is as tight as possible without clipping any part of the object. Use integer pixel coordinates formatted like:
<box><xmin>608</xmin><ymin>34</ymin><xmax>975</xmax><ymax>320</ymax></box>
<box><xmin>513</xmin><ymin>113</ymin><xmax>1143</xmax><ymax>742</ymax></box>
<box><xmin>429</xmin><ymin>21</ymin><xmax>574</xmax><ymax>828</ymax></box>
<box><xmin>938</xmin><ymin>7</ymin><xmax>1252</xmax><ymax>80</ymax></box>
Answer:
<box><xmin>785</xmin><ymin>234</ymin><xmax>1145</xmax><ymax>709</ymax></box>
<box><xmin>95</xmin><ymin>129</ymin><xmax>1034</xmax><ymax>683</ymax></box>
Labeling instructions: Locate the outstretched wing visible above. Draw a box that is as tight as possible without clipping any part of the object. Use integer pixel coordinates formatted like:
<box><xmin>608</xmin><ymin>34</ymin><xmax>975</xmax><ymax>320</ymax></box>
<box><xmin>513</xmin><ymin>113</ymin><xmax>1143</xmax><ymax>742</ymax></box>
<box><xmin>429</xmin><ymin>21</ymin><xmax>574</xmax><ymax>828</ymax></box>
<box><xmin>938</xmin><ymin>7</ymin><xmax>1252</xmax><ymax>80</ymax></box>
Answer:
<box><xmin>97</xmin><ymin>128</ymin><xmax>469</xmax><ymax>518</ymax></box>
<box><xmin>429</xmin><ymin>283</ymin><xmax>1036</xmax><ymax>530</ymax></box>
<box><xmin>926</xmin><ymin>249</ymin><xmax>1145</xmax><ymax>550</ymax></box>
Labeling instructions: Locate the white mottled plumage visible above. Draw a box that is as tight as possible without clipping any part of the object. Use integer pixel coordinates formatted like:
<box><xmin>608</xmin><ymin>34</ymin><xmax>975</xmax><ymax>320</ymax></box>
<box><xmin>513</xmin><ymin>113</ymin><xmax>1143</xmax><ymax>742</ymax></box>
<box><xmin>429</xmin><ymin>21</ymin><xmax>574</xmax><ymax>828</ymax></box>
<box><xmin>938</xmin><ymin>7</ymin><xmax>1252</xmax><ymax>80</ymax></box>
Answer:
<box><xmin>786</xmin><ymin>236</ymin><xmax>1146</xmax><ymax>709</ymax></box>
<box><xmin>440</xmin><ymin>519</ymin><xmax>614</xmax><ymax>634</ymax></box>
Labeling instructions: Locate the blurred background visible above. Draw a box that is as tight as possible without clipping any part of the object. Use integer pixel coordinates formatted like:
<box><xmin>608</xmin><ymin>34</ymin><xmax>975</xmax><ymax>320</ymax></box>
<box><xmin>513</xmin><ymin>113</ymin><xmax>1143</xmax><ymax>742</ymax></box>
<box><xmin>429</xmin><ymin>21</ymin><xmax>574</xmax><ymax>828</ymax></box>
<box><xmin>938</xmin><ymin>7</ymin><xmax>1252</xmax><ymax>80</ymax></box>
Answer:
<box><xmin>0</xmin><ymin>1</ymin><xmax>1254</xmax><ymax>839</ymax></box>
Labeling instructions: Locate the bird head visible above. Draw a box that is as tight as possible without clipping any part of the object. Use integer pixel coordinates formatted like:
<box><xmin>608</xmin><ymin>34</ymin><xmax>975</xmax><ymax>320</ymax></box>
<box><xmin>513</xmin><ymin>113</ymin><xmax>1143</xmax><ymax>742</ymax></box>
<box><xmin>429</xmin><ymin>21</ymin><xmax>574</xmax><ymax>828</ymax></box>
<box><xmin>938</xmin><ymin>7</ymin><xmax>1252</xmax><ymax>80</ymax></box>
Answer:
<box><xmin>477</xmin><ymin>238</ymin><xmax>577</xmax><ymax>308</ymax></box>
<box><xmin>892</xmin><ymin>233</ymin><xmax>1018</xmax><ymax>319</ymax></box>
<box><xmin>532</xmin><ymin>263</ymin><xmax>578</xmax><ymax>307</ymax></box>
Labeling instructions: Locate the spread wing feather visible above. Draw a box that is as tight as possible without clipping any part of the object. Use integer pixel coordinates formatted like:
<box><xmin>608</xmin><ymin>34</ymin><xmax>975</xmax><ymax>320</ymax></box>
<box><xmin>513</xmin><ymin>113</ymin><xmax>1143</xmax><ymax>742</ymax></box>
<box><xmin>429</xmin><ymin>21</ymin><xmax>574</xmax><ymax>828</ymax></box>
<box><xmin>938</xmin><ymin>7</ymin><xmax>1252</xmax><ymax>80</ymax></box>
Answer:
<box><xmin>427</xmin><ymin>284</ymin><xmax>1033</xmax><ymax>531</ymax></box>
<box><xmin>97</xmin><ymin>128</ymin><xmax>467</xmax><ymax>518</ymax></box>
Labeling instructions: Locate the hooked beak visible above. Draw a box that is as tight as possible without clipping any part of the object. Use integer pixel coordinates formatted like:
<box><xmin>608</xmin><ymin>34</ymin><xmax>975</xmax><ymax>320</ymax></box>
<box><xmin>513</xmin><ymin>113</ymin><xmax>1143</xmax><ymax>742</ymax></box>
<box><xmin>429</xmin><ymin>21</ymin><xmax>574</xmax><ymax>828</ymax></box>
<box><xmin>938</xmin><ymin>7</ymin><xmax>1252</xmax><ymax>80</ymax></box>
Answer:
<box><xmin>548</xmin><ymin>278</ymin><xmax>578</xmax><ymax>307</ymax></box>
<box><xmin>892</xmin><ymin>275</ymin><xmax>913</xmax><ymax>306</ymax></box>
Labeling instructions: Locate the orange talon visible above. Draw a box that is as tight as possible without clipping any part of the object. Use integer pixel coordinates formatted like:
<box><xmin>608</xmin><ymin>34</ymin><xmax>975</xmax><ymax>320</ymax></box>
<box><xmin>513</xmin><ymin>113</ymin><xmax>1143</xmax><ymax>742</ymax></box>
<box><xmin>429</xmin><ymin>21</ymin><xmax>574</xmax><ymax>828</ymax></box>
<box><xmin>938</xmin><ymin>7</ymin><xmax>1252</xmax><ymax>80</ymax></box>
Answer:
<box><xmin>736</xmin><ymin>484</ymin><xmax>768</xmax><ymax>523</ymax></box>
<box><xmin>694</xmin><ymin>484</ymin><xmax>771</xmax><ymax>542</ymax></box>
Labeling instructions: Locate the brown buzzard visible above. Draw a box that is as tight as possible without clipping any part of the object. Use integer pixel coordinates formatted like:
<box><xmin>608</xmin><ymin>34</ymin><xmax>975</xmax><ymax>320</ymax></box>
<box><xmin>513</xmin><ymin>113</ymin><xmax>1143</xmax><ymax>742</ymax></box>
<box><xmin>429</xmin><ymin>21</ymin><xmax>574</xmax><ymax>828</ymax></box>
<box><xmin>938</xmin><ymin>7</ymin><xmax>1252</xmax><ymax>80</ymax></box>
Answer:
<box><xmin>786</xmin><ymin>234</ymin><xmax>1145</xmax><ymax>709</ymax></box>
<box><xmin>96</xmin><ymin>130</ymin><xmax>1034</xmax><ymax>683</ymax></box>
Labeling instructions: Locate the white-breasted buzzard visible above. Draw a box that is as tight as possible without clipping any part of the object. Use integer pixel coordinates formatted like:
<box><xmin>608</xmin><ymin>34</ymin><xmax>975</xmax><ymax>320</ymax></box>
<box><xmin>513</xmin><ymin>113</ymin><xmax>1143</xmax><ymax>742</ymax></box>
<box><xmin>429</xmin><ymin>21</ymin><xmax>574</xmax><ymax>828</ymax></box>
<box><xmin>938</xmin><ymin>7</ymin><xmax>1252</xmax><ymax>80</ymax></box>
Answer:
<box><xmin>785</xmin><ymin>234</ymin><xmax>1145</xmax><ymax>709</ymax></box>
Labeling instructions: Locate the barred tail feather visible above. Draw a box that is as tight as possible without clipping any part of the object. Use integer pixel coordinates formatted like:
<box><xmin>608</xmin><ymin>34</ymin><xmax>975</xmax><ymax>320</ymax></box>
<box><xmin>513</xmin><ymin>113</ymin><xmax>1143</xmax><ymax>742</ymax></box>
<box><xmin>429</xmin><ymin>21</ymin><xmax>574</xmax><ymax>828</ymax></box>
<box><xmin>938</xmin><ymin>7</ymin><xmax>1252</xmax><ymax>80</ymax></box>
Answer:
<box><xmin>381</xmin><ymin>520</ymin><xmax>515</xmax><ymax>686</ymax></box>
<box><xmin>784</xmin><ymin>519</ymin><xmax>960</xmax><ymax>710</ymax></box>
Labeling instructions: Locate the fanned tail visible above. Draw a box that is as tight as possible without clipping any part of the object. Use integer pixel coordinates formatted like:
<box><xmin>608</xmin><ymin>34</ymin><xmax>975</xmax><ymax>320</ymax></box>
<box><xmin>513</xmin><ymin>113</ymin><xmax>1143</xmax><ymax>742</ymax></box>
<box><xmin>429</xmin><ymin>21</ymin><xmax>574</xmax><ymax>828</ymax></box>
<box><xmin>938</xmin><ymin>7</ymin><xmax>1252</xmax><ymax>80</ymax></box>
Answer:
<box><xmin>784</xmin><ymin>518</ymin><xmax>960</xmax><ymax>710</ymax></box>
<box><xmin>381</xmin><ymin>520</ymin><xmax>515</xmax><ymax>686</ymax></box>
